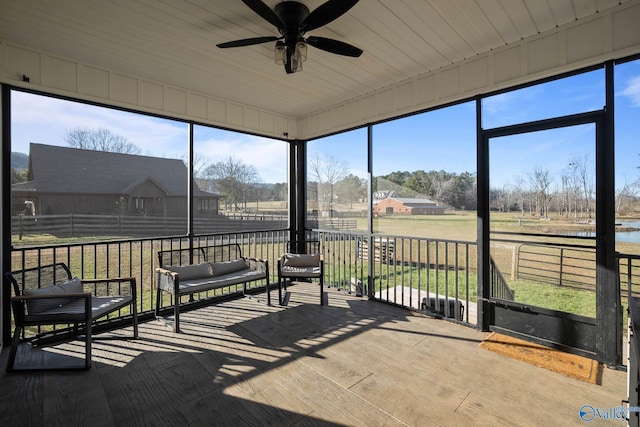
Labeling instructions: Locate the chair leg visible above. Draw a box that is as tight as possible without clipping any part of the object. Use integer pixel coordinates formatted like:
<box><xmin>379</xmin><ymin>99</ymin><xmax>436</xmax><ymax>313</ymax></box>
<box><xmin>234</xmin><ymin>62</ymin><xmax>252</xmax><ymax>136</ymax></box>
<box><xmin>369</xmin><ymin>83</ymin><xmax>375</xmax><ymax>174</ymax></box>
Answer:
<box><xmin>320</xmin><ymin>275</ymin><xmax>324</xmax><ymax>306</ymax></box>
<box><xmin>155</xmin><ymin>288</ymin><xmax>162</xmax><ymax>317</ymax></box>
<box><xmin>85</xmin><ymin>321</ymin><xmax>92</xmax><ymax>370</ymax></box>
<box><xmin>174</xmin><ymin>297</ymin><xmax>180</xmax><ymax>333</ymax></box>
<box><xmin>266</xmin><ymin>278</ymin><xmax>271</xmax><ymax>306</ymax></box>
<box><xmin>278</xmin><ymin>277</ymin><xmax>283</xmax><ymax>305</ymax></box>
<box><xmin>6</xmin><ymin>325</ymin><xmax>23</xmax><ymax>372</ymax></box>
<box><xmin>132</xmin><ymin>300</ymin><xmax>139</xmax><ymax>339</ymax></box>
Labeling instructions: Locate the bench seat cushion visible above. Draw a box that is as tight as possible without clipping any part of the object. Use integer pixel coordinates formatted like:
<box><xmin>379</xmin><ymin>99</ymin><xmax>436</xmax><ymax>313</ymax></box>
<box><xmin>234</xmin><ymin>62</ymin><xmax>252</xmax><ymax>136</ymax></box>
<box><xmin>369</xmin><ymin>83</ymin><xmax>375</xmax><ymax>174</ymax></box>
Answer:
<box><xmin>169</xmin><ymin>268</ymin><xmax>266</xmax><ymax>295</ymax></box>
<box><xmin>25</xmin><ymin>295</ymin><xmax>134</xmax><ymax>323</ymax></box>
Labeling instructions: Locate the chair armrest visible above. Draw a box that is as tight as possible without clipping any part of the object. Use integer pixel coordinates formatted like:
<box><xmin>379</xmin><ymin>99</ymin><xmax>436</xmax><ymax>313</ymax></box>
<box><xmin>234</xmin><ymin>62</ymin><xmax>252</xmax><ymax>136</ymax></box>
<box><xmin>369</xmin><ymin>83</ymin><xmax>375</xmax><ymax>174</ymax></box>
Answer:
<box><xmin>155</xmin><ymin>267</ymin><xmax>178</xmax><ymax>277</ymax></box>
<box><xmin>81</xmin><ymin>277</ymin><xmax>137</xmax><ymax>299</ymax></box>
<box><xmin>11</xmin><ymin>292</ymin><xmax>90</xmax><ymax>302</ymax></box>
<box><xmin>155</xmin><ymin>267</ymin><xmax>179</xmax><ymax>294</ymax></box>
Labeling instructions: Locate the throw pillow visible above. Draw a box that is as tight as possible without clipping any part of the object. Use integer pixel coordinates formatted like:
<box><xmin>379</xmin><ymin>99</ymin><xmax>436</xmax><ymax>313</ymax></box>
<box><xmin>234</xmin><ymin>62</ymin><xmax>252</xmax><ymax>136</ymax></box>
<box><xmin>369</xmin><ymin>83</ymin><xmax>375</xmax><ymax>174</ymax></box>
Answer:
<box><xmin>283</xmin><ymin>254</ymin><xmax>320</xmax><ymax>267</ymax></box>
<box><xmin>165</xmin><ymin>263</ymin><xmax>211</xmax><ymax>281</ymax></box>
<box><xmin>24</xmin><ymin>277</ymin><xmax>83</xmax><ymax>314</ymax></box>
<box><xmin>210</xmin><ymin>258</ymin><xmax>248</xmax><ymax>276</ymax></box>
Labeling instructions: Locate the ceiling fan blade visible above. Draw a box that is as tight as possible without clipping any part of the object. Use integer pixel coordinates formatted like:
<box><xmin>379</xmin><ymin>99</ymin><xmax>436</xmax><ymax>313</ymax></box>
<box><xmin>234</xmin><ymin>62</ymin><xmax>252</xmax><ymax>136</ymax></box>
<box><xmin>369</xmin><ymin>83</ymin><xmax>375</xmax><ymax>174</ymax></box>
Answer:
<box><xmin>306</xmin><ymin>36</ymin><xmax>363</xmax><ymax>57</ymax></box>
<box><xmin>217</xmin><ymin>36</ymin><xmax>280</xmax><ymax>48</ymax></box>
<box><xmin>241</xmin><ymin>0</ymin><xmax>284</xmax><ymax>29</ymax></box>
<box><xmin>301</xmin><ymin>0</ymin><xmax>359</xmax><ymax>32</ymax></box>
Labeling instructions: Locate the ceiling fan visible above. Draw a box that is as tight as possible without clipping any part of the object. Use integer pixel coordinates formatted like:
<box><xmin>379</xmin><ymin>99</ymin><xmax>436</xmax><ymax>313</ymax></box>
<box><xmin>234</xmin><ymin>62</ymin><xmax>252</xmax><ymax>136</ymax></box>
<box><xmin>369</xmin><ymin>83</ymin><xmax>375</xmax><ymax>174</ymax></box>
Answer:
<box><xmin>217</xmin><ymin>0</ymin><xmax>363</xmax><ymax>74</ymax></box>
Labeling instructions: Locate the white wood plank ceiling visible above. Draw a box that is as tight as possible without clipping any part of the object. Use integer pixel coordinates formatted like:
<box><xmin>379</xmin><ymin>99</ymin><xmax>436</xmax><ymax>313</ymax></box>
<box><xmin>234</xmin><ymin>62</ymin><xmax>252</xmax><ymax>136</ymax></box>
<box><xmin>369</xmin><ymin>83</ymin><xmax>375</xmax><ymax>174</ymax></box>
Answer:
<box><xmin>0</xmin><ymin>0</ymin><xmax>630</xmax><ymax>119</ymax></box>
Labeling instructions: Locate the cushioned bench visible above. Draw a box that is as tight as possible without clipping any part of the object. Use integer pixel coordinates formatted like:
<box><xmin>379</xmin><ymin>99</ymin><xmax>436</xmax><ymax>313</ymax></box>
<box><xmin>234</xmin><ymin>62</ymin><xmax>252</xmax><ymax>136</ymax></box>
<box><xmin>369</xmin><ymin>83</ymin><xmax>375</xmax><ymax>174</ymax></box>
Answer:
<box><xmin>155</xmin><ymin>244</ymin><xmax>269</xmax><ymax>332</ymax></box>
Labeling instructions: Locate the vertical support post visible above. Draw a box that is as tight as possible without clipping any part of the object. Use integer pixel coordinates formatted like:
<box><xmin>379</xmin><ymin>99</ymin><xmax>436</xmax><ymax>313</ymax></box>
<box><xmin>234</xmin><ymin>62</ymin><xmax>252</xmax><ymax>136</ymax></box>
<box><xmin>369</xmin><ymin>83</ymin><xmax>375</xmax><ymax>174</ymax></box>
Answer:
<box><xmin>187</xmin><ymin>123</ymin><xmax>194</xmax><ymax>263</ymax></box>
<box><xmin>559</xmin><ymin>248</ymin><xmax>564</xmax><ymax>287</ymax></box>
<box><xmin>295</xmin><ymin>140</ymin><xmax>306</xmax><ymax>250</ymax></box>
<box><xmin>596</xmin><ymin>60</ymin><xmax>620</xmax><ymax>366</ymax></box>
<box><xmin>476</xmin><ymin>97</ymin><xmax>491</xmax><ymax>331</ymax></box>
<box><xmin>288</xmin><ymin>139</ymin><xmax>296</xmax><ymax>248</ymax></box>
<box><xmin>1</xmin><ymin>85</ymin><xmax>11</xmax><ymax>345</ymax></box>
<box><xmin>367</xmin><ymin>125</ymin><xmax>374</xmax><ymax>299</ymax></box>
<box><xmin>288</xmin><ymin>139</ymin><xmax>307</xmax><ymax>253</ymax></box>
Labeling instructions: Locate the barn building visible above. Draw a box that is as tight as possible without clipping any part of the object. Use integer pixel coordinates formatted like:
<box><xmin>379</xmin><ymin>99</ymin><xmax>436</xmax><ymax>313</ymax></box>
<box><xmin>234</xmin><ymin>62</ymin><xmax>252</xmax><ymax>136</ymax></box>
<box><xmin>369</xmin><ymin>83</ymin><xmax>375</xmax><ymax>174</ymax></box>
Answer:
<box><xmin>373</xmin><ymin>197</ymin><xmax>445</xmax><ymax>216</ymax></box>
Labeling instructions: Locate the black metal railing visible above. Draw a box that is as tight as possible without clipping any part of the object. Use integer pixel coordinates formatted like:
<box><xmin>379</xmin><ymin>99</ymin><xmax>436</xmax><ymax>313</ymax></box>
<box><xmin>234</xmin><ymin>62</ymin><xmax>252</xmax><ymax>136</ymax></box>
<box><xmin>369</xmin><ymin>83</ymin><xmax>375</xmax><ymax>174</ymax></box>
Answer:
<box><xmin>9</xmin><ymin>229</ymin><xmax>481</xmax><ymax>339</ymax></box>
<box><xmin>315</xmin><ymin>230</ymin><xmax>477</xmax><ymax>324</ymax></box>
<box><xmin>17</xmin><ymin>227</ymin><xmax>626</xmax><ymax>339</ymax></box>
<box><xmin>619</xmin><ymin>253</ymin><xmax>640</xmax><ymax>426</ymax></box>
<box><xmin>489</xmin><ymin>256</ymin><xmax>515</xmax><ymax>301</ymax></box>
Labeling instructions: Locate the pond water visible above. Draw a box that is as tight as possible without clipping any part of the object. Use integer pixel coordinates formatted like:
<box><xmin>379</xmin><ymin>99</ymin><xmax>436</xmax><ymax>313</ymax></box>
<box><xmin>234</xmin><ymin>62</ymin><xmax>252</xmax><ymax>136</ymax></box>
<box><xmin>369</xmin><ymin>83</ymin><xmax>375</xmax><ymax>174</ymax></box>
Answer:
<box><xmin>569</xmin><ymin>221</ymin><xmax>640</xmax><ymax>244</ymax></box>
<box><xmin>616</xmin><ymin>221</ymin><xmax>640</xmax><ymax>244</ymax></box>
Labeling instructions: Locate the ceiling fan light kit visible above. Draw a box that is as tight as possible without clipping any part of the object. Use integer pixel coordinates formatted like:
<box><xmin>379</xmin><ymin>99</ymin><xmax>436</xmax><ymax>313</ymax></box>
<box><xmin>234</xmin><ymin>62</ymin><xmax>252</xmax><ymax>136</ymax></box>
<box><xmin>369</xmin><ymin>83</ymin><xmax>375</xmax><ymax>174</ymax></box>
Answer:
<box><xmin>274</xmin><ymin>40</ymin><xmax>307</xmax><ymax>73</ymax></box>
<box><xmin>218</xmin><ymin>0</ymin><xmax>362</xmax><ymax>74</ymax></box>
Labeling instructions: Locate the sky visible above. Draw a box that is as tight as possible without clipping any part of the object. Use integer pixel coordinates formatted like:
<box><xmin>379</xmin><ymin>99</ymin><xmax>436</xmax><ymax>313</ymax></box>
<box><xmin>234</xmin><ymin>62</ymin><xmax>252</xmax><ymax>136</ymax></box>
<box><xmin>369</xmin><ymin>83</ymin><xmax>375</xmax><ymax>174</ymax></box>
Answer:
<box><xmin>10</xmin><ymin>58</ymin><xmax>640</xmax><ymax>189</ymax></box>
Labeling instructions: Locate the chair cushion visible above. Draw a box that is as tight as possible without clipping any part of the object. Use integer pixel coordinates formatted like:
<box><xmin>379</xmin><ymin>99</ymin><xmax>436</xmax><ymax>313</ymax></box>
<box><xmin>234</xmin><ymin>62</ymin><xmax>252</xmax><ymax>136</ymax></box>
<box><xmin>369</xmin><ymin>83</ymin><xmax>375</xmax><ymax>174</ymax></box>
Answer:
<box><xmin>283</xmin><ymin>254</ymin><xmax>320</xmax><ymax>267</ymax></box>
<box><xmin>165</xmin><ymin>263</ymin><xmax>211</xmax><ymax>280</ymax></box>
<box><xmin>210</xmin><ymin>259</ymin><xmax>248</xmax><ymax>277</ymax></box>
<box><xmin>23</xmin><ymin>278</ymin><xmax>83</xmax><ymax>314</ymax></box>
<box><xmin>280</xmin><ymin>265</ymin><xmax>322</xmax><ymax>277</ymax></box>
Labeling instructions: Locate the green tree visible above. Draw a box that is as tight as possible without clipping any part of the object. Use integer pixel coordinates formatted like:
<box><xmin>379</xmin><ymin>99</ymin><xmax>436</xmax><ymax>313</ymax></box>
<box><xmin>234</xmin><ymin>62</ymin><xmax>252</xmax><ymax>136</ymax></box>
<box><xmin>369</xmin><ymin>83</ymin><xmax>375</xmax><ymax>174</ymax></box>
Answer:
<box><xmin>405</xmin><ymin>170</ymin><xmax>433</xmax><ymax>196</ymax></box>
<box><xmin>11</xmin><ymin>168</ymin><xmax>28</xmax><ymax>184</ymax></box>
<box><xmin>385</xmin><ymin>170</ymin><xmax>411</xmax><ymax>186</ymax></box>
<box><xmin>335</xmin><ymin>174</ymin><xmax>366</xmax><ymax>208</ymax></box>
<box><xmin>268</xmin><ymin>183</ymin><xmax>288</xmax><ymax>202</ymax></box>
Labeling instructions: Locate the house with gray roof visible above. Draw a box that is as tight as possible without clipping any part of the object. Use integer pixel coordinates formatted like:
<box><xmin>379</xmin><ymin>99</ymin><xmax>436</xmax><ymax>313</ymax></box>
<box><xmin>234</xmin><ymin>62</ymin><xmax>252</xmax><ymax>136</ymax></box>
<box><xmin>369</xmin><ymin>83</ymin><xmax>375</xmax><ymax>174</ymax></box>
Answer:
<box><xmin>11</xmin><ymin>143</ymin><xmax>219</xmax><ymax>217</ymax></box>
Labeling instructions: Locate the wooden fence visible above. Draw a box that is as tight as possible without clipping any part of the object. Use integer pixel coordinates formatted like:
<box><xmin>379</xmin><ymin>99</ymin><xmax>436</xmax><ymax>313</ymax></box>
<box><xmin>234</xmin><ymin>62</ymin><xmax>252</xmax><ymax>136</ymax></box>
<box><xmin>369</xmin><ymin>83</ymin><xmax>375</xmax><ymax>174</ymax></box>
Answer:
<box><xmin>12</xmin><ymin>213</ymin><xmax>287</xmax><ymax>239</ymax></box>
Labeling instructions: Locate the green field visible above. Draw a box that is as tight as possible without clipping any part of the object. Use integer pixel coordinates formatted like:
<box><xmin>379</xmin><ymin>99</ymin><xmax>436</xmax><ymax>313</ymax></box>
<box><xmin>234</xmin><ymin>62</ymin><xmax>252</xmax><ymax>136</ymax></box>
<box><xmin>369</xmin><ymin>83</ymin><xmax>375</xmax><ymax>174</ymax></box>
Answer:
<box><xmin>12</xmin><ymin>209</ymin><xmax>640</xmax><ymax>320</ymax></box>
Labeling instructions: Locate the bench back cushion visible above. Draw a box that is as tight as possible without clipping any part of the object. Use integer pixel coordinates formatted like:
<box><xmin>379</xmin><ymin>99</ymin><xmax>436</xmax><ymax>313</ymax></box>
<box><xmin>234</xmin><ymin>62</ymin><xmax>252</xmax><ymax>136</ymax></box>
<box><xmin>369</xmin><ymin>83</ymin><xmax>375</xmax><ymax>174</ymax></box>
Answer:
<box><xmin>202</xmin><ymin>245</ymin><xmax>243</xmax><ymax>263</ymax></box>
<box><xmin>24</xmin><ymin>278</ymin><xmax>83</xmax><ymax>314</ymax></box>
<box><xmin>165</xmin><ymin>263</ymin><xmax>212</xmax><ymax>280</ymax></box>
<box><xmin>210</xmin><ymin>259</ymin><xmax>248</xmax><ymax>276</ymax></box>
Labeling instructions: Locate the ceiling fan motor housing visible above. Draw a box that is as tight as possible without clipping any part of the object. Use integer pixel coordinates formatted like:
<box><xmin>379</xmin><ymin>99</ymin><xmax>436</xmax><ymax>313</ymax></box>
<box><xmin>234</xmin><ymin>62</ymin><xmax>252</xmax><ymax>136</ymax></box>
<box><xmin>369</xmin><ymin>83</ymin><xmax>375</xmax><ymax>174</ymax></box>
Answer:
<box><xmin>274</xmin><ymin>1</ymin><xmax>309</xmax><ymax>41</ymax></box>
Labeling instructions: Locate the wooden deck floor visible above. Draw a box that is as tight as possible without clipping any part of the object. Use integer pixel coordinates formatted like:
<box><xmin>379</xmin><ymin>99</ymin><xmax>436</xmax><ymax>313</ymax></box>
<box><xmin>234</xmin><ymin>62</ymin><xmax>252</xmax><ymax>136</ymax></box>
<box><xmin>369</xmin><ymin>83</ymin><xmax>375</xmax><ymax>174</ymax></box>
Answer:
<box><xmin>0</xmin><ymin>282</ymin><xmax>627</xmax><ymax>426</ymax></box>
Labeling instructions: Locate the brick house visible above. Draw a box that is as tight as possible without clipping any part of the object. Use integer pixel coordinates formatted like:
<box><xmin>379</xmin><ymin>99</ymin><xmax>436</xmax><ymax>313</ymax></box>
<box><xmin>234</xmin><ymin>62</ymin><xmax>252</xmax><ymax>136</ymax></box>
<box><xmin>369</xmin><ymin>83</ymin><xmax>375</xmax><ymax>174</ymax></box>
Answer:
<box><xmin>373</xmin><ymin>197</ymin><xmax>445</xmax><ymax>216</ymax></box>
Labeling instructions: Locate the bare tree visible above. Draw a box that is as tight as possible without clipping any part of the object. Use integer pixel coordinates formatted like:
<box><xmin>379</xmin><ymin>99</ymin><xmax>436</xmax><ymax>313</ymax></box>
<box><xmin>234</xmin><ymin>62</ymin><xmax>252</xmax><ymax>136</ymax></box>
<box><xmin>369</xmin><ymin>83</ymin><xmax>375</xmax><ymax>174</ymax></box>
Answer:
<box><xmin>616</xmin><ymin>179</ymin><xmax>640</xmax><ymax>214</ymax></box>
<box><xmin>185</xmin><ymin>153</ymin><xmax>209</xmax><ymax>178</ymax></box>
<box><xmin>202</xmin><ymin>157</ymin><xmax>259</xmax><ymax>211</ymax></box>
<box><xmin>568</xmin><ymin>155</ymin><xmax>594</xmax><ymax>218</ymax></box>
<box><xmin>65</xmin><ymin>127</ymin><xmax>141</xmax><ymax>154</ymax></box>
<box><xmin>308</xmin><ymin>154</ymin><xmax>348</xmax><ymax>215</ymax></box>
<box><xmin>529</xmin><ymin>167</ymin><xmax>553</xmax><ymax>218</ymax></box>
<box><xmin>512</xmin><ymin>176</ymin><xmax>528</xmax><ymax>216</ymax></box>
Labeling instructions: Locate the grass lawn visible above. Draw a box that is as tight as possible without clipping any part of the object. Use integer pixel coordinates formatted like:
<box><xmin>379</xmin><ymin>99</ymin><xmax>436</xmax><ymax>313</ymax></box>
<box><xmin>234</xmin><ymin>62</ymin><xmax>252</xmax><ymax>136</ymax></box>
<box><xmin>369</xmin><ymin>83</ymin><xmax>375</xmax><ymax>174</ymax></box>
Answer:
<box><xmin>11</xmin><ymin>209</ymin><xmax>640</xmax><ymax>320</ymax></box>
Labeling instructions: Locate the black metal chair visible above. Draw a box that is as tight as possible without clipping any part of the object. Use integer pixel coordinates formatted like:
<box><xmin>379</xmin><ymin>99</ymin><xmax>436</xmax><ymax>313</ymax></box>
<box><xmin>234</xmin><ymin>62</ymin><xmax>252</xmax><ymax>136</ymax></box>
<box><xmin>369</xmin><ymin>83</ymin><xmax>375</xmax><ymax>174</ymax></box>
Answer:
<box><xmin>5</xmin><ymin>262</ymin><xmax>138</xmax><ymax>372</ymax></box>
<box><xmin>277</xmin><ymin>241</ymin><xmax>324</xmax><ymax>305</ymax></box>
